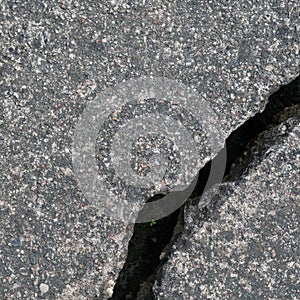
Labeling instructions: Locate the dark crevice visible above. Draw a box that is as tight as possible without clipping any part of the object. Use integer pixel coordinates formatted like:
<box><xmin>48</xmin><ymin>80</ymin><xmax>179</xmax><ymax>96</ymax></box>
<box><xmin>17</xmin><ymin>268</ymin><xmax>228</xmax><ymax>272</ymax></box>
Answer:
<box><xmin>109</xmin><ymin>75</ymin><xmax>300</xmax><ymax>300</ymax></box>
<box><xmin>110</xmin><ymin>195</ymin><xmax>181</xmax><ymax>300</ymax></box>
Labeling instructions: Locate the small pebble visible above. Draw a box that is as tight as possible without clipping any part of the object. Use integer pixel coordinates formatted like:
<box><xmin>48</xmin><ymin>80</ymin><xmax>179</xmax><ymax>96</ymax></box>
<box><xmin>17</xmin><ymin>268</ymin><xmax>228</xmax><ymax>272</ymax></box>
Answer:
<box><xmin>60</xmin><ymin>4</ymin><xmax>68</xmax><ymax>10</ymax></box>
<box><xmin>107</xmin><ymin>287</ymin><xmax>114</xmax><ymax>297</ymax></box>
<box><xmin>19</xmin><ymin>267</ymin><xmax>28</xmax><ymax>276</ymax></box>
<box><xmin>271</xmin><ymin>249</ymin><xmax>276</xmax><ymax>258</ymax></box>
<box><xmin>11</xmin><ymin>237</ymin><xmax>20</xmax><ymax>247</ymax></box>
<box><xmin>39</xmin><ymin>283</ymin><xmax>49</xmax><ymax>293</ymax></box>
<box><xmin>160</xmin><ymin>252</ymin><xmax>166</xmax><ymax>260</ymax></box>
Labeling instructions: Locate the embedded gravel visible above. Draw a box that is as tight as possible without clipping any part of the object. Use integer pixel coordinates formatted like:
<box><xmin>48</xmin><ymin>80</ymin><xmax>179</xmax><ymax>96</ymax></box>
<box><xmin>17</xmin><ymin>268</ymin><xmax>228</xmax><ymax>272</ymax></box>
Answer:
<box><xmin>0</xmin><ymin>0</ymin><xmax>299</xmax><ymax>299</ymax></box>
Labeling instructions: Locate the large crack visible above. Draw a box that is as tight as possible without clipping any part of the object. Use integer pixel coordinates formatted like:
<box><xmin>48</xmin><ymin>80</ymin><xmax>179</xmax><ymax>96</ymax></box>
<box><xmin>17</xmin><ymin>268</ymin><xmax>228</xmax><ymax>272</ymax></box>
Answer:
<box><xmin>109</xmin><ymin>76</ymin><xmax>300</xmax><ymax>300</ymax></box>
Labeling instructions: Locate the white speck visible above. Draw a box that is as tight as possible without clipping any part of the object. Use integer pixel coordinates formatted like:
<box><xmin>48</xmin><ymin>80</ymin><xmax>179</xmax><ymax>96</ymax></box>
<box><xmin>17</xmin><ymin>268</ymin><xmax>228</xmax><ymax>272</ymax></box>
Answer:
<box><xmin>106</xmin><ymin>287</ymin><xmax>114</xmax><ymax>297</ymax></box>
<box><xmin>40</xmin><ymin>283</ymin><xmax>49</xmax><ymax>293</ymax></box>
<box><xmin>159</xmin><ymin>251</ymin><xmax>166</xmax><ymax>260</ymax></box>
<box><xmin>106</xmin><ymin>279</ymin><xmax>115</xmax><ymax>297</ymax></box>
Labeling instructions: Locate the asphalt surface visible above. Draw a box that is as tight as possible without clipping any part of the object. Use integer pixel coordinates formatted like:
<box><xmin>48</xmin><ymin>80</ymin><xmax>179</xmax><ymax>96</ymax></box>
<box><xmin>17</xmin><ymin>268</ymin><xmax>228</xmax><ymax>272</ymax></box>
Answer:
<box><xmin>0</xmin><ymin>0</ymin><xmax>299</xmax><ymax>299</ymax></box>
<box><xmin>154</xmin><ymin>112</ymin><xmax>300</xmax><ymax>299</ymax></box>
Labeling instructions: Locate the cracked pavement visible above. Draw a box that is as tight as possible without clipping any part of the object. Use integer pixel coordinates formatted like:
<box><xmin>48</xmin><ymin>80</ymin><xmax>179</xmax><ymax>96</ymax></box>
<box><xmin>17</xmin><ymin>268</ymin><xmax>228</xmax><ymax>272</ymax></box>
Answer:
<box><xmin>0</xmin><ymin>0</ymin><xmax>299</xmax><ymax>299</ymax></box>
<box><xmin>154</xmin><ymin>108</ymin><xmax>300</xmax><ymax>299</ymax></box>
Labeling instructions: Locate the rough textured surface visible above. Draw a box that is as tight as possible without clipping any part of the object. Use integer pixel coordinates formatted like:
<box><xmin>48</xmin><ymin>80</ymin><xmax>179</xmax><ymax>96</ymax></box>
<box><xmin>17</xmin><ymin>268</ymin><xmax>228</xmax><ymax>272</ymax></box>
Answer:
<box><xmin>153</xmin><ymin>114</ymin><xmax>300</xmax><ymax>299</ymax></box>
<box><xmin>0</xmin><ymin>0</ymin><xmax>299</xmax><ymax>299</ymax></box>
